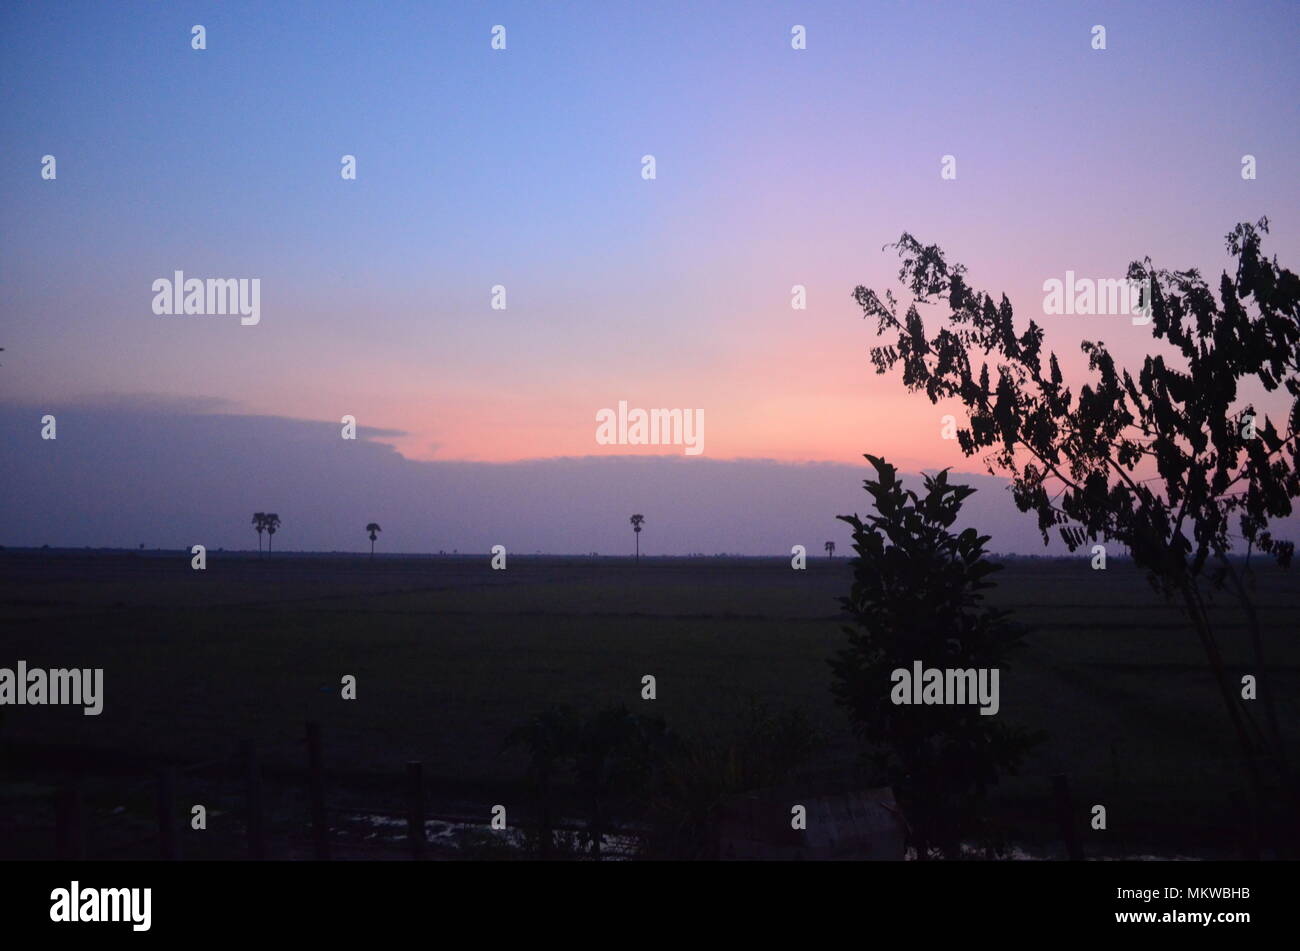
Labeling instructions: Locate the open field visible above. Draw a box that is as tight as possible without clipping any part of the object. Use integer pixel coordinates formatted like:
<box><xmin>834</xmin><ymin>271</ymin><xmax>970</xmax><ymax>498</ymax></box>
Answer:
<box><xmin>1</xmin><ymin>550</ymin><xmax>1297</xmax><ymax>858</ymax></box>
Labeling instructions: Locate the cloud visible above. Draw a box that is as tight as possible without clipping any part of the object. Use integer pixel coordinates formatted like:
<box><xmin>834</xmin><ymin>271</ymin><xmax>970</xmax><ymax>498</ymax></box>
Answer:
<box><xmin>5</xmin><ymin>399</ymin><xmax>1287</xmax><ymax>558</ymax></box>
<box><xmin>58</xmin><ymin>393</ymin><xmax>242</xmax><ymax>415</ymax></box>
<box><xmin>357</xmin><ymin>424</ymin><xmax>407</xmax><ymax>439</ymax></box>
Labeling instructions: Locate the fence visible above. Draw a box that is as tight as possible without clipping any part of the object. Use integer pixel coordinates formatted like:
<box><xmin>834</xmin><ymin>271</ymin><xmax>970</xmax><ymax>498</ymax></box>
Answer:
<box><xmin>46</xmin><ymin>721</ymin><xmax>641</xmax><ymax>861</ymax></box>
<box><xmin>42</xmin><ymin>726</ymin><xmax>1278</xmax><ymax>861</ymax></box>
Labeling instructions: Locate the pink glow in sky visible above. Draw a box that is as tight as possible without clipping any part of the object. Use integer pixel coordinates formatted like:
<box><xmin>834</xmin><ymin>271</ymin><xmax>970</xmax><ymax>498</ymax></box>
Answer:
<box><xmin>2</xmin><ymin>1</ymin><xmax>1297</xmax><ymax>475</ymax></box>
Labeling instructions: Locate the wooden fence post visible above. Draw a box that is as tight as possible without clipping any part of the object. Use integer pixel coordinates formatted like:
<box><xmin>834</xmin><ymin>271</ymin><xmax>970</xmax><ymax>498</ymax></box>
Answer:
<box><xmin>157</xmin><ymin>766</ymin><xmax>180</xmax><ymax>860</ymax></box>
<box><xmin>55</xmin><ymin>784</ymin><xmax>85</xmax><ymax>860</ymax></box>
<box><xmin>539</xmin><ymin>789</ymin><xmax>552</xmax><ymax>861</ymax></box>
<box><xmin>1051</xmin><ymin>773</ymin><xmax>1083</xmax><ymax>861</ymax></box>
<box><xmin>307</xmin><ymin>722</ymin><xmax>330</xmax><ymax>860</ymax></box>
<box><xmin>242</xmin><ymin>740</ymin><xmax>266</xmax><ymax>859</ymax></box>
<box><xmin>407</xmin><ymin>761</ymin><xmax>425</xmax><ymax>860</ymax></box>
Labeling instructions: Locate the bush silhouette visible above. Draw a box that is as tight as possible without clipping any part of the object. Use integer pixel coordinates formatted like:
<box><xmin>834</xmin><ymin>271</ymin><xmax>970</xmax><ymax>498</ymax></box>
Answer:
<box><xmin>832</xmin><ymin>455</ymin><xmax>1038</xmax><ymax>858</ymax></box>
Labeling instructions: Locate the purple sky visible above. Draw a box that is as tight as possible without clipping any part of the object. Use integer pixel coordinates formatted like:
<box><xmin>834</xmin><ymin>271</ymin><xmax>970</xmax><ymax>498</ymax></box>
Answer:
<box><xmin>1</xmin><ymin>1</ymin><xmax>1297</xmax><ymax>552</ymax></box>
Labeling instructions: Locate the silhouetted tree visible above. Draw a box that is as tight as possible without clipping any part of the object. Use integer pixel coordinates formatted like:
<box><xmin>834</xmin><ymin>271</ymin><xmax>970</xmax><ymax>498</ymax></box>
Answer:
<box><xmin>855</xmin><ymin>219</ymin><xmax>1298</xmax><ymax>838</ymax></box>
<box><xmin>506</xmin><ymin>705</ymin><xmax>667</xmax><ymax>860</ymax></box>
<box><xmin>824</xmin><ymin>540</ymin><xmax>836</xmax><ymax>558</ymax></box>
<box><xmin>833</xmin><ymin>456</ymin><xmax>1038</xmax><ymax>858</ymax></box>
<box><xmin>640</xmin><ymin>701</ymin><xmax>819</xmax><ymax>860</ymax></box>
<box><xmin>572</xmin><ymin>706</ymin><xmax>665</xmax><ymax>859</ymax></box>
<box><xmin>505</xmin><ymin>705</ymin><xmax>580</xmax><ymax>859</ymax></box>
<box><xmin>630</xmin><ymin>514</ymin><xmax>645</xmax><ymax>563</ymax></box>
<box><xmin>264</xmin><ymin>513</ymin><xmax>281</xmax><ymax>555</ymax></box>
<box><xmin>366</xmin><ymin>522</ymin><xmax>381</xmax><ymax>559</ymax></box>
<box><xmin>252</xmin><ymin>512</ymin><xmax>266</xmax><ymax>555</ymax></box>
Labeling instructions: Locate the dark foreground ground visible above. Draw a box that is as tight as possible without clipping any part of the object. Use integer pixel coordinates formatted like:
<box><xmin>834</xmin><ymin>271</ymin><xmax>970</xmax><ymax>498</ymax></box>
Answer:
<box><xmin>1</xmin><ymin>549</ymin><xmax>1296</xmax><ymax>859</ymax></box>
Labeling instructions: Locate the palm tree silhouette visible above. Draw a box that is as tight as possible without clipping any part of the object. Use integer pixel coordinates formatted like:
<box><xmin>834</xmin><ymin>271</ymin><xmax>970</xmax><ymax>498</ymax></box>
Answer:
<box><xmin>825</xmin><ymin>541</ymin><xmax>835</xmax><ymax>558</ymax></box>
<box><xmin>252</xmin><ymin>512</ymin><xmax>267</xmax><ymax>555</ymax></box>
<box><xmin>366</xmin><ymin>522</ymin><xmax>382</xmax><ymax>559</ymax></box>
<box><xmin>264</xmin><ymin>513</ymin><xmax>281</xmax><ymax>556</ymax></box>
<box><xmin>630</xmin><ymin>514</ymin><xmax>645</xmax><ymax>564</ymax></box>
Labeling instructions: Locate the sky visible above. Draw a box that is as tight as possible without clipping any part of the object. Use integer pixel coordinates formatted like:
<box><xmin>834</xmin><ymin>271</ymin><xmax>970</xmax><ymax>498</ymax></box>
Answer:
<box><xmin>1</xmin><ymin>1</ymin><xmax>1298</xmax><ymax>552</ymax></box>
<box><xmin>0</xmin><ymin>400</ymin><xmax>1083</xmax><ymax>555</ymax></box>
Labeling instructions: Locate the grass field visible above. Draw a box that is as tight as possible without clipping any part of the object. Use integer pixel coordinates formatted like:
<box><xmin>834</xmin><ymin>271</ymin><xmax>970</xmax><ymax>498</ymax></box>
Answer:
<box><xmin>2</xmin><ymin>550</ymin><xmax>1297</xmax><ymax>858</ymax></box>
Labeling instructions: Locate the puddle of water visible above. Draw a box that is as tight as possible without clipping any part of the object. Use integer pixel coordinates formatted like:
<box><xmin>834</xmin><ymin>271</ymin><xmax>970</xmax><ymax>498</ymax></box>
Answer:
<box><xmin>348</xmin><ymin>813</ymin><xmax>1206</xmax><ymax>861</ymax></box>
<box><xmin>350</xmin><ymin>812</ymin><xmax>637</xmax><ymax>857</ymax></box>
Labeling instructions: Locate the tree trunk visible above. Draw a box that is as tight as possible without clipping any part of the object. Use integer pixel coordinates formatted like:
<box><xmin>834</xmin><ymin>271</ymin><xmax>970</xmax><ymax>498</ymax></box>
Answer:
<box><xmin>1178</xmin><ymin>581</ymin><xmax>1270</xmax><ymax>835</ymax></box>
<box><xmin>1218</xmin><ymin>556</ymin><xmax>1285</xmax><ymax>764</ymax></box>
<box><xmin>1216</xmin><ymin>557</ymin><xmax>1297</xmax><ymax>856</ymax></box>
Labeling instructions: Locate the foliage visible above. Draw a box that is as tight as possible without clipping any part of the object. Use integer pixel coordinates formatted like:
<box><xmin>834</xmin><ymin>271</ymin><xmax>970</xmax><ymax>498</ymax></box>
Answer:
<box><xmin>832</xmin><ymin>456</ymin><xmax>1038</xmax><ymax>858</ymax></box>
<box><xmin>638</xmin><ymin>701</ymin><xmax>822</xmax><ymax>860</ymax></box>
<box><xmin>855</xmin><ymin>221</ymin><xmax>1298</xmax><ymax>832</ymax></box>
<box><xmin>505</xmin><ymin>704</ymin><xmax>669</xmax><ymax>859</ymax></box>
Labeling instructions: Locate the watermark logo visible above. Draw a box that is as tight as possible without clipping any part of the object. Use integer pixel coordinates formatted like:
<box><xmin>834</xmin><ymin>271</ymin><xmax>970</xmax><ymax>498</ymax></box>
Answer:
<box><xmin>50</xmin><ymin>882</ymin><xmax>150</xmax><ymax>931</ymax></box>
<box><xmin>890</xmin><ymin>661</ymin><xmax>999</xmax><ymax>716</ymax></box>
<box><xmin>1042</xmin><ymin>271</ymin><xmax>1151</xmax><ymax>325</ymax></box>
<box><xmin>595</xmin><ymin>400</ymin><xmax>704</xmax><ymax>455</ymax></box>
<box><xmin>0</xmin><ymin>662</ymin><xmax>102</xmax><ymax>715</ymax></box>
<box><xmin>152</xmin><ymin>271</ymin><xmax>260</xmax><ymax>326</ymax></box>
